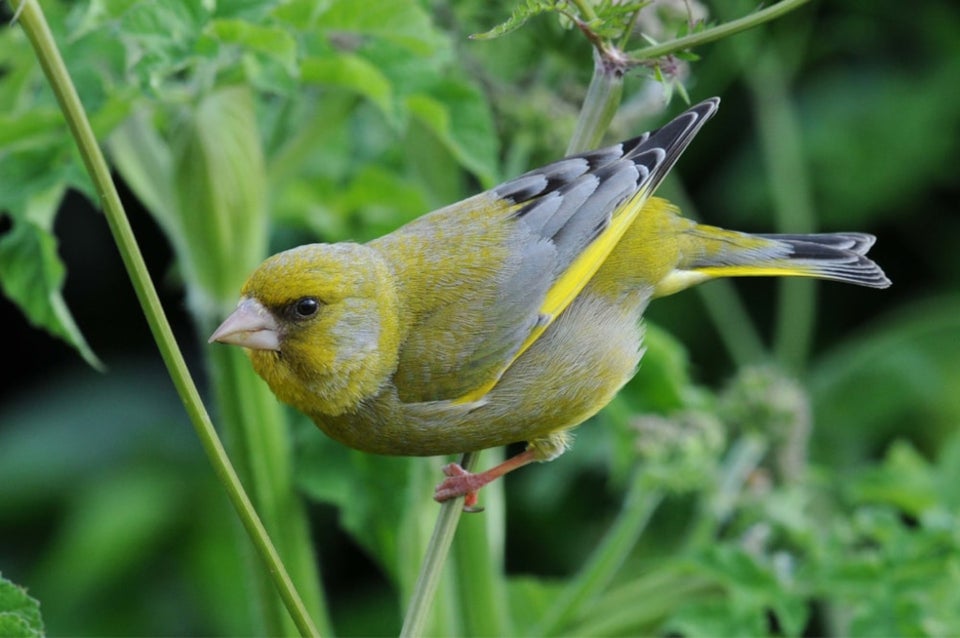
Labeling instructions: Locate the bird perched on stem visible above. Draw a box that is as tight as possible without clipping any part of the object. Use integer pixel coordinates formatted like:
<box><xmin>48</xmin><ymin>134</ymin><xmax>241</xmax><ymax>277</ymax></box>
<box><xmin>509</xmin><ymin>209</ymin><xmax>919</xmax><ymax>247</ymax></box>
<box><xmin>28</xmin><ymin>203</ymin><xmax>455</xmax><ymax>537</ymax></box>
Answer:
<box><xmin>211</xmin><ymin>98</ymin><xmax>889</xmax><ymax>510</ymax></box>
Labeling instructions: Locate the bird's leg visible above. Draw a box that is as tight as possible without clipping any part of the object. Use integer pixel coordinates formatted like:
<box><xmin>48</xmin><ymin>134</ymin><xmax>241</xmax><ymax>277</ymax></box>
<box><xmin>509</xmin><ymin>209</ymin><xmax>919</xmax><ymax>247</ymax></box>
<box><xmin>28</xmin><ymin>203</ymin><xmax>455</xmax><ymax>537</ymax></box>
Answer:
<box><xmin>434</xmin><ymin>448</ymin><xmax>538</xmax><ymax>511</ymax></box>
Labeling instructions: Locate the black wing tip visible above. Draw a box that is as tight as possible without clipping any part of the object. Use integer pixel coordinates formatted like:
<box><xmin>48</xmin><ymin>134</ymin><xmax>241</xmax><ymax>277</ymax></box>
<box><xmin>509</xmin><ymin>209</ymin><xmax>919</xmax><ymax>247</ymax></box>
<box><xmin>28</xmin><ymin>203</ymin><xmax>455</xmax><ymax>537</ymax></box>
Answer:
<box><xmin>616</xmin><ymin>97</ymin><xmax>722</xmax><ymax>194</ymax></box>
<box><xmin>495</xmin><ymin>97</ymin><xmax>722</xmax><ymax>205</ymax></box>
<box><xmin>619</xmin><ymin>97</ymin><xmax>720</xmax><ymax>157</ymax></box>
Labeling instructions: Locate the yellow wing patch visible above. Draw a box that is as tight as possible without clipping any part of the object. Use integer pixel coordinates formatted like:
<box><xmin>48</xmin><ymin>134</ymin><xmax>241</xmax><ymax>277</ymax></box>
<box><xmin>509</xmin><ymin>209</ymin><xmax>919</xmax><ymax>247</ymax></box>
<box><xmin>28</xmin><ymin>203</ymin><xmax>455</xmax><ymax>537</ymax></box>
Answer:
<box><xmin>453</xmin><ymin>186</ymin><xmax>651</xmax><ymax>404</ymax></box>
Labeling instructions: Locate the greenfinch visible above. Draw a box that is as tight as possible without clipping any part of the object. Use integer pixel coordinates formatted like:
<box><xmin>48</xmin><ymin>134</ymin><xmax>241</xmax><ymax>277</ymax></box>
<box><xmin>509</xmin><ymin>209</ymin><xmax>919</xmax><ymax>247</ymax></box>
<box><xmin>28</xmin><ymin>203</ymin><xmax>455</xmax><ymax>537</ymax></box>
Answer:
<box><xmin>210</xmin><ymin>98</ymin><xmax>889</xmax><ymax>508</ymax></box>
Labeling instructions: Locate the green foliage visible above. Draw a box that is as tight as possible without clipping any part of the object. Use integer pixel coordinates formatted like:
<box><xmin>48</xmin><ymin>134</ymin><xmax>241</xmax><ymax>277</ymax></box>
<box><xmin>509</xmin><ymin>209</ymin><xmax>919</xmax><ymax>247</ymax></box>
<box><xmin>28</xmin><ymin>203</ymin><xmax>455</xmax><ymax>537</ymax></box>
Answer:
<box><xmin>0</xmin><ymin>187</ymin><xmax>102</xmax><ymax>369</ymax></box>
<box><xmin>470</xmin><ymin>0</ymin><xmax>568</xmax><ymax>41</ymax></box>
<box><xmin>0</xmin><ymin>574</ymin><xmax>44</xmax><ymax>638</ymax></box>
<box><xmin>2</xmin><ymin>0</ymin><xmax>957</xmax><ymax>636</ymax></box>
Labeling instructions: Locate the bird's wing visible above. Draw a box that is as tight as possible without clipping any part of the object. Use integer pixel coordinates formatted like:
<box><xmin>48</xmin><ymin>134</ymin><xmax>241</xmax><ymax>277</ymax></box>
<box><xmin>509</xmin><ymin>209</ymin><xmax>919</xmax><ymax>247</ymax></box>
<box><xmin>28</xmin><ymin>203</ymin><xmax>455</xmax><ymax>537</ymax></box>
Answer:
<box><xmin>380</xmin><ymin>98</ymin><xmax>720</xmax><ymax>404</ymax></box>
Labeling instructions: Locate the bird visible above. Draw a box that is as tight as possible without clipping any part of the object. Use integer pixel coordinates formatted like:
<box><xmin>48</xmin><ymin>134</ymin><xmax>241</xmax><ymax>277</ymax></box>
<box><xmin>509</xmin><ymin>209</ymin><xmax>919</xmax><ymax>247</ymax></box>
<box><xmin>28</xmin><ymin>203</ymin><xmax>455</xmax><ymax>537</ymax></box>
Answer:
<box><xmin>210</xmin><ymin>97</ymin><xmax>890</xmax><ymax>510</ymax></box>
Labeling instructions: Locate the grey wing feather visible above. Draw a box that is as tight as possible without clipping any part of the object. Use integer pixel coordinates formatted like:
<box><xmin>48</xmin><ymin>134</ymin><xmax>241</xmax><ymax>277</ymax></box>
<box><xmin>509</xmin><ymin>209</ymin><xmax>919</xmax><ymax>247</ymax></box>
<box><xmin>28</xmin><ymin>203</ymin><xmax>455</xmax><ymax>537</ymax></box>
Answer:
<box><xmin>497</xmin><ymin>97</ymin><xmax>719</xmax><ymax>279</ymax></box>
<box><xmin>390</xmin><ymin>98</ymin><xmax>720</xmax><ymax>403</ymax></box>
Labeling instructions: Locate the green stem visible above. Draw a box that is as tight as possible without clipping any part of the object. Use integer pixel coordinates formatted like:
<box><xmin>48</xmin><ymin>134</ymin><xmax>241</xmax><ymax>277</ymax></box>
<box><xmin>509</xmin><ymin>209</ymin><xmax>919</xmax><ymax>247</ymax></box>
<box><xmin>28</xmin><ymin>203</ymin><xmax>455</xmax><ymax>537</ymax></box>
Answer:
<box><xmin>207</xmin><ymin>343</ymin><xmax>330</xmax><ymax>636</ymax></box>
<box><xmin>10</xmin><ymin>1</ymin><xmax>319</xmax><ymax>635</ymax></box>
<box><xmin>536</xmin><ymin>472</ymin><xmax>663</xmax><ymax>636</ymax></box>
<box><xmin>568</xmin><ymin>0</ymin><xmax>598</xmax><ymax>23</ymax></box>
<box><xmin>452</xmin><ymin>448</ymin><xmax>512</xmax><ymax>636</ymax></box>
<box><xmin>400</xmin><ymin>451</ymin><xmax>478</xmax><ymax>638</ymax></box>
<box><xmin>627</xmin><ymin>0</ymin><xmax>812</xmax><ymax>63</ymax></box>
<box><xmin>566</xmin><ymin>51</ymin><xmax>625</xmax><ymax>155</ymax></box>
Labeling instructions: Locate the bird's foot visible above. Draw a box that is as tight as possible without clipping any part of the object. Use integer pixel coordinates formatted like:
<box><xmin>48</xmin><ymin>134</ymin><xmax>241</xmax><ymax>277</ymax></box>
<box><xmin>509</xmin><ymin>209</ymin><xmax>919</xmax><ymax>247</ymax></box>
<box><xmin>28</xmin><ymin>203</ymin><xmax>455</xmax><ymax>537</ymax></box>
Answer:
<box><xmin>434</xmin><ymin>463</ymin><xmax>486</xmax><ymax>512</ymax></box>
<box><xmin>433</xmin><ymin>449</ymin><xmax>540</xmax><ymax>512</ymax></box>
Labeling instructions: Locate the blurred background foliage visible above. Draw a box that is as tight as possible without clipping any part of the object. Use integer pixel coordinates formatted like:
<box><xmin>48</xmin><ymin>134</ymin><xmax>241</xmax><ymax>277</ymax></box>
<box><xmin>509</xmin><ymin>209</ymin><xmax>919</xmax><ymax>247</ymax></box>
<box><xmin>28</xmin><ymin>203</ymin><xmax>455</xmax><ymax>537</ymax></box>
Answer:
<box><xmin>0</xmin><ymin>0</ymin><xmax>958</xmax><ymax>635</ymax></box>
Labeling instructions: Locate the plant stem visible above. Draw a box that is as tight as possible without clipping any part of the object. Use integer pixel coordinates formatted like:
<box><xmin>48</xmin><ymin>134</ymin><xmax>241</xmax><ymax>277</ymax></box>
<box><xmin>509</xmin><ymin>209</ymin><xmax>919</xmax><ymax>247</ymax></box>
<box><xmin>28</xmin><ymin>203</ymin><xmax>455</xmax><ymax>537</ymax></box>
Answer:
<box><xmin>568</xmin><ymin>0</ymin><xmax>598</xmax><ymax>23</ymax></box>
<box><xmin>400</xmin><ymin>451</ymin><xmax>478</xmax><ymax>638</ymax></box>
<box><xmin>566</xmin><ymin>50</ymin><xmax>625</xmax><ymax>155</ymax></box>
<box><xmin>535</xmin><ymin>471</ymin><xmax>663</xmax><ymax>636</ymax></box>
<box><xmin>10</xmin><ymin>1</ymin><xmax>319</xmax><ymax>635</ymax></box>
<box><xmin>207</xmin><ymin>343</ymin><xmax>330</xmax><ymax>636</ymax></box>
<box><xmin>627</xmin><ymin>0</ymin><xmax>812</xmax><ymax>63</ymax></box>
<box><xmin>452</xmin><ymin>448</ymin><xmax>512</xmax><ymax>636</ymax></box>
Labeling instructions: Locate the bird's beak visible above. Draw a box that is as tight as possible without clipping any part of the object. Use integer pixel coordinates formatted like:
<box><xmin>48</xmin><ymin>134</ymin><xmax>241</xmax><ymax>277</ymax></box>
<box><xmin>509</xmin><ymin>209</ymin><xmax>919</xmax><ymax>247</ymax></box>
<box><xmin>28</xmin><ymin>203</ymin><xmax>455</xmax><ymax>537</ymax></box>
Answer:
<box><xmin>209</xmin><ymin>298</ymin><xmax>281</xmax><ymax>351</ymax></box>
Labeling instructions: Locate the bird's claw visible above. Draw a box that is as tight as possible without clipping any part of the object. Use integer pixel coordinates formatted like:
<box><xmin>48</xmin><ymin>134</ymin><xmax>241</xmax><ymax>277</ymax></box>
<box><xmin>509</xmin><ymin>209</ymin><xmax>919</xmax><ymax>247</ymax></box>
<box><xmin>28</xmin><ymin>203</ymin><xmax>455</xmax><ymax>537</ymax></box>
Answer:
<box><xmin>434</xmin><ymin>463</ymin><xmax>484</xmax><ymax>512</ymax></box>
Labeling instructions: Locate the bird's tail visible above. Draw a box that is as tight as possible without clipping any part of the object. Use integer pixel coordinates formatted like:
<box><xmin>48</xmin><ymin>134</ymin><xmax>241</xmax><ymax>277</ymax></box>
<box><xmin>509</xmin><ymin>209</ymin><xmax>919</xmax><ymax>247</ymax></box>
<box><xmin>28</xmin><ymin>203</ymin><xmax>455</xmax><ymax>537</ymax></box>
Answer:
<box><xmin>654</xmin><ymin>225</ymin><xmax>891</xmax><ymax>297</ymax></box>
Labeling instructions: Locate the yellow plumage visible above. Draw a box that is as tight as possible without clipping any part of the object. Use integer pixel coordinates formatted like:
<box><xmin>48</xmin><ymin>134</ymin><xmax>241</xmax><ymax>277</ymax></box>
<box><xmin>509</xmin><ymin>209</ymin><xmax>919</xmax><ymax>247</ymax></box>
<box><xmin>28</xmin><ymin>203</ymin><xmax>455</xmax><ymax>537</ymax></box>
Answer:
<box><xmin>210</xmin><ymin>98</ymin><xmax>890</xmax><ymax>506</ymax></box>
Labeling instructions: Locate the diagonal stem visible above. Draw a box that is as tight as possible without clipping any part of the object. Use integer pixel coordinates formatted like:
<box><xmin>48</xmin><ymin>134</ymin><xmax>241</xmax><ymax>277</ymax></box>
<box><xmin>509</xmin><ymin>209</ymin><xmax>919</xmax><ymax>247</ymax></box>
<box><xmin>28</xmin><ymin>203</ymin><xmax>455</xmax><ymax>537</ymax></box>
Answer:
<box><xmin>627</xmin><ymin>0</ymin><xmax>812</xmax><ymax>63</ymax></box>
<box><xmin>9</xmin><ymin>1</ymin><xmax>319</xmax><ymax>635</ymax></box>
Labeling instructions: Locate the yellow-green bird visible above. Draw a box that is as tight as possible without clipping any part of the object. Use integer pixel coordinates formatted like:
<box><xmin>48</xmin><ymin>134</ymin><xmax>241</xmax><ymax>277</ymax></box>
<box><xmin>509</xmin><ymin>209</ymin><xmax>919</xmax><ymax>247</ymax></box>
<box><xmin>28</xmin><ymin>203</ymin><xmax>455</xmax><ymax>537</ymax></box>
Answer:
<box><xmin>210</xmin><ymin>98</ymin><xmax>889</xmax><ymax>508</ymax></box>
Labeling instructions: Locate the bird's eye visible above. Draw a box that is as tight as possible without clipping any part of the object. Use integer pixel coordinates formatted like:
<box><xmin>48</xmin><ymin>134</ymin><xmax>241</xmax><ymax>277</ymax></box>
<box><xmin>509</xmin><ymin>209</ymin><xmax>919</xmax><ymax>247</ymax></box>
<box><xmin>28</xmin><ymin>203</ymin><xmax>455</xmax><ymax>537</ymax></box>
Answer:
<box><xmin>292</xmin><ymin>297</ymin><xmax>320</xmax><ymax>319</ymax></box>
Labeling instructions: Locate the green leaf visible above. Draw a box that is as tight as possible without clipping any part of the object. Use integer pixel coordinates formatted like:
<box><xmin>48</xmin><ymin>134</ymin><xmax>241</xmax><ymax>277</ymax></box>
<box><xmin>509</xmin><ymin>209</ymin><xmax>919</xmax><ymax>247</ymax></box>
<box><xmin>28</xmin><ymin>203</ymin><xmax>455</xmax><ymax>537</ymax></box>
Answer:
<box><xmin>109</xmin><ymin>108</ymin><xmax>177</xmax><ymax>235</ymax></box>
<box><xmin>301</xmin><ymin>54</ymin><xmax>397</xmax><ymax>125</ymax></box>
<box><xmin>406</xmin><ymin>78</ymin><xmax>499</xmax><ymax>188</ymax></box>
<box><xmin>0</xmin><ymin>574</ymin><xmax>44</xmax><ymax>638</ymax></box>
<box><xmin>0</xmin><ymin>108</ymin><xmax>66</xmax><ymax>148</ymax></box>
<box><xmin>316</xmin><ymin>0</ymin><xmax>447</xmax><ymax>56</ymax></box>
<box><xmin>206</xmin><ymin>18</ymin><xmax>299</xmax><ymax>77</ymax></box>
<box><xmin>341</xmin><ymin>165</ymin><xmax>431</xmax><ymax>238</ymax></box>
<box><xmin>624</xmin><ymin>322</ymin><xmax>698</xmax><ymax>412</ymax></box>
<box><xmin>171</xmin><ymin>86</ymin><xmax>268</xmax><ymax>312</ymax></box>
<box><xmin>849</xmin><ymin>440</ymin><xmax>938</xmax><ymax>515</ymax></box>
<box><xmin>670</xmin><ymin>544</ymin><xmax>808</xmax><ymax>637</ymax></box>
<box><xmin>0</xmin><ymin>189</ymin><xmax>102</xmax><ymax>370</ymax></box>
<box><xmin>295</xmin><ymin>432</ymin><xmax>433</xmax><ymax>583</ymax></box>
<box><xmin>816</xmin><ymin>503</ymin><xmax>960</xmax><ymax>637</ymax></box>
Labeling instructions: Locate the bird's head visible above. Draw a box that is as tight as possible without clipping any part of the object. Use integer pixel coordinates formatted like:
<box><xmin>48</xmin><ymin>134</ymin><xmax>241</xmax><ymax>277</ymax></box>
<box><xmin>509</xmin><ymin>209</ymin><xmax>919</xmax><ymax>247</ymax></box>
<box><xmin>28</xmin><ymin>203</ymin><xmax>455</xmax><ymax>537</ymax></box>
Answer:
<box><xmin>210</xmin><ymin>242</ymin><xmax>401</xmax><ymax>416</ymax></box>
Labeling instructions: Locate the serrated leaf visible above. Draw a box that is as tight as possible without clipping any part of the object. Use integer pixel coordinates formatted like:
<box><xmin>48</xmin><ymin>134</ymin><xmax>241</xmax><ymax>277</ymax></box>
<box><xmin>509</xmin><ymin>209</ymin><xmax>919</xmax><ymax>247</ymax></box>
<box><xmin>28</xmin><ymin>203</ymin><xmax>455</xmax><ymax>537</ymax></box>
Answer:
<box><xmin>849</xmin><ymin>441</ymin><xmax>937</xmax><ymax>515</ymax></box>
<box><xmin>119</xmin><ymin>0</ymin><xmax>206</xmax><ymax>41</ymax></box>
<box><xmin>470</xmin><ymin>0</ymin><xmax>562</xmax><ymax>41</ymax></box>
<box><xmin>0</xmin><ymin>574</ymin><xmax>44</xmax><ymax>638</ymax></box>
<box><xmin>0</xmin><ymin>191</ymin><xmax>103</xmax><ymax>370</ymax></box>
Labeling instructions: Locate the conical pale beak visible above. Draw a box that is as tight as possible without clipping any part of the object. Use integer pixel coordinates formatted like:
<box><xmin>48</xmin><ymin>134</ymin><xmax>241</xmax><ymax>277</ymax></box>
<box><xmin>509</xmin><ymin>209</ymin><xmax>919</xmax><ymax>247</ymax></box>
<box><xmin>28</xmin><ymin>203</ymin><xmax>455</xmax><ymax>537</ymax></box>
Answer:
<box><xmin>209</xmin><ymin>298</ymin><xmax>281</xmax><ymax>351</ymax></box>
